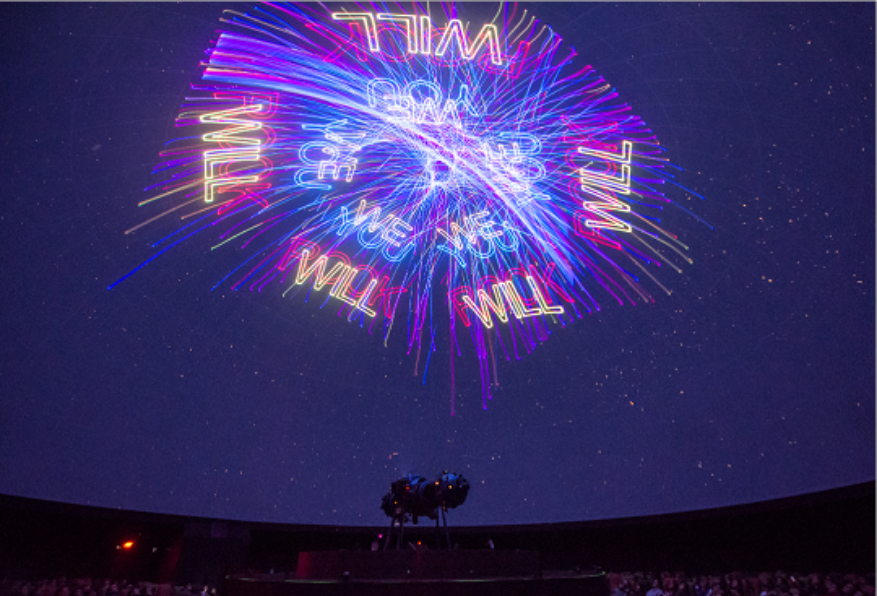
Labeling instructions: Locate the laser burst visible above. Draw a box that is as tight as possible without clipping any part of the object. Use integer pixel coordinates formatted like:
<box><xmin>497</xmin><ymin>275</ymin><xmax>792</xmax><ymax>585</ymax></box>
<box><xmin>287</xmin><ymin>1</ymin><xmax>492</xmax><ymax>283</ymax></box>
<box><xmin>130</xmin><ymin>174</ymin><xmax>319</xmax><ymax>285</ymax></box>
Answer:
<box><xmin>115</xmin><ymin>2</ymin><xmax>706</xmax><ymax>411</ymax></box>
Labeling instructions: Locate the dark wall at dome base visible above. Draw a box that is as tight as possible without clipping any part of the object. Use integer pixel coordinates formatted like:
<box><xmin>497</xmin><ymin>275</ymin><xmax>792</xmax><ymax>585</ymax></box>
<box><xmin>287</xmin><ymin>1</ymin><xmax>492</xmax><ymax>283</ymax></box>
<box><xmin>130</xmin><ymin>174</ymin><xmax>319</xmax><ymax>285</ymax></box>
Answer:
<box><xmin>0</xmin><ymin>483</ymin><xmax>872</xmax><ymax>584</ymax></box>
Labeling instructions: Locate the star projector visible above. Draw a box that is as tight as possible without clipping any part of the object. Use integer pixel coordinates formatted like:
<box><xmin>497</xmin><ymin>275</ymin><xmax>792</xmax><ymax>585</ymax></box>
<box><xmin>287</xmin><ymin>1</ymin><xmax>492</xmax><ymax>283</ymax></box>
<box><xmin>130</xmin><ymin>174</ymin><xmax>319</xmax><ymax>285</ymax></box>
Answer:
<box><xmin>380</xmin><ymin>472</ymin><xmax>469</xmax><ymax>550</ymax></box>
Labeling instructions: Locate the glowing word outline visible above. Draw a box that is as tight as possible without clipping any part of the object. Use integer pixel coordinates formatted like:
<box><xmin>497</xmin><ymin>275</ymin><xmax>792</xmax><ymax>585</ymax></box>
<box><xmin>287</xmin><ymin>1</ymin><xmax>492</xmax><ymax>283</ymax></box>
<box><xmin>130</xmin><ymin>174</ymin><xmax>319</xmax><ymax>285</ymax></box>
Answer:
<box><xmin>450</xmin><ymin>270</ymin><xmax>565</xmax><ymax>329</ymax></box>
<box><xmin>294</xmin><ymin>120</ymin><xmax>364</xmax><ymax>190</ymax></box>
<box><xmin>201</xmin><ymin>103</ymin><xmax>273</xmax><ymax>204</ymax></box>
<box><xmin>335</xmin><ymin>199</ymin><xmax>415</xmax><ymax>263</ymax></box>
<box><xmin>574</xmin><ymin>140</ymin><xmax>634</xmax><ymax>248</ymax></box>
<box><xmin>332</xmin><ymin>11</ymin><xmax>504</xmax><ymax>65</ymax></box>
<box><xmin>436</xmin><ymin>211</ymin><xmax>520</xmax><ymax>266</ymax></box>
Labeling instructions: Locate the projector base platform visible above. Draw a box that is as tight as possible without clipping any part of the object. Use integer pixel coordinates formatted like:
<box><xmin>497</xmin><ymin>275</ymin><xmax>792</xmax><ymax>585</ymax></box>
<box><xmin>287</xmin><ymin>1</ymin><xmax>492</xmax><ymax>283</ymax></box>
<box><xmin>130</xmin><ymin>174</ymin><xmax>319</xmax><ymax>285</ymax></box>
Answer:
<box><xmin>225</xmin><ymin>550</ymin><xmax>607</xmax><ymax>596</ymax></box>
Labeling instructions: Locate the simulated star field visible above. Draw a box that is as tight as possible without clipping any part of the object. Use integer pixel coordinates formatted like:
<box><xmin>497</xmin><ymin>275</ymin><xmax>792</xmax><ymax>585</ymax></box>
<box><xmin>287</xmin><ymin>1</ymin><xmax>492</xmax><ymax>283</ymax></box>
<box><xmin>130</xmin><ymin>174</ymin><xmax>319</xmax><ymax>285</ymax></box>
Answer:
<box><xmin>0</xmin><ymin>2</ymin><xmax>873</xmax><ymax>526</ymax></box>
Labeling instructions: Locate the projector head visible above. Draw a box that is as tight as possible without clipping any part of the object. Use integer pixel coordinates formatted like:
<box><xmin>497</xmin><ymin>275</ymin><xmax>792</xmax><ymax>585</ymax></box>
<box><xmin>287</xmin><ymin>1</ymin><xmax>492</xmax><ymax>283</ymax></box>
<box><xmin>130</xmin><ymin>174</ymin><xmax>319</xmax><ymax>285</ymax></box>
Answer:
<box><xmin>380</xmin><ymin>471</ymin><xmax>469</xmax><ymax>521</ymax></box>
<box><xmin>436</xmin><ymin>472</ymin><xmax>469</xmax><ymax>510</ymax></box>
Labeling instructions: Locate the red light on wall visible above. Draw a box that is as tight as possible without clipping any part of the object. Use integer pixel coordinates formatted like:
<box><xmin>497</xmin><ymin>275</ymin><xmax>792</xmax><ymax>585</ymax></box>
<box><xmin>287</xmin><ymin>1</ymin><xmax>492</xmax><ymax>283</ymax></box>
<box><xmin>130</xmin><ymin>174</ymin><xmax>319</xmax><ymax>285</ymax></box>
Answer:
<box><xmin>122</xmin><ymin>541</ymin><xmax>134</xmax><ymax>550</ymax></box>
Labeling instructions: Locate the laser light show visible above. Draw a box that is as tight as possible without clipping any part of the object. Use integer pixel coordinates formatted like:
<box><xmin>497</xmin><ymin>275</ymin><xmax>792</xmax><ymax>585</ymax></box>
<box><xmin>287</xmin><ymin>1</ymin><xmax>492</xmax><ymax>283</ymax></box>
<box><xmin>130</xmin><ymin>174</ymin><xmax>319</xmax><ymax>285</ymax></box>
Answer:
<box><xmin>113</xmin><ymin>2</ymin><xmax>708</xmax><ymax>413</ymax></box>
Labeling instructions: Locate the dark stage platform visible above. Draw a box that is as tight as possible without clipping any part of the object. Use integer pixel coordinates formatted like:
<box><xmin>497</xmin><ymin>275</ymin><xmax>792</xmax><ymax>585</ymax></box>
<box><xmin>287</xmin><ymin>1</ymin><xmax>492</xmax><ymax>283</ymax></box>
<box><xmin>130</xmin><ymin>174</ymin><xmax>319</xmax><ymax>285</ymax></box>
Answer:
<box><xmin>224</xmin><ymin>550</ymin><xmax>608</xmax><ymax>596</ymax></box>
